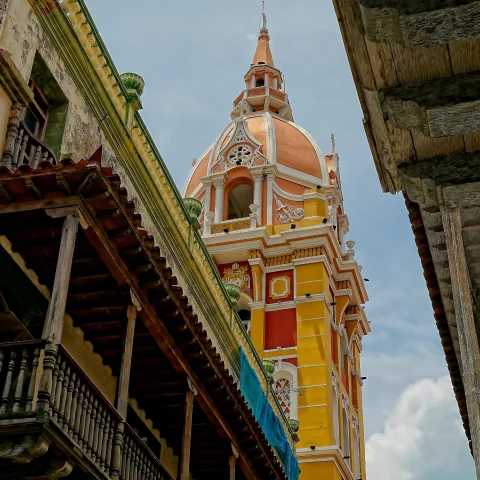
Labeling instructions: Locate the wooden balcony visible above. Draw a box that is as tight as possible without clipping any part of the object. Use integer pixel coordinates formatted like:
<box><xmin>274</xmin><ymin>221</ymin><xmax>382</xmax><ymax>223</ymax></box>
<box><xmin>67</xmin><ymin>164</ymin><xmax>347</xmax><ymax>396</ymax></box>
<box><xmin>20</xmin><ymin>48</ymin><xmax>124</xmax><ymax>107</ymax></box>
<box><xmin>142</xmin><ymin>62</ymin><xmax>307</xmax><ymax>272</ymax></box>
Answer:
<box><xmin>1</xmin><ymin>104</ymin><xmax>57</xmax><ymax>171</ymax></box>
<box><xmin>0</xmin><ymin>340</ymin><xmax>172</xmax><ymax>479</ymax></box>
<box><xmin>0</xmin><ymin>150</ymin><xmax>292</xmax><ymax>480</ymax></box>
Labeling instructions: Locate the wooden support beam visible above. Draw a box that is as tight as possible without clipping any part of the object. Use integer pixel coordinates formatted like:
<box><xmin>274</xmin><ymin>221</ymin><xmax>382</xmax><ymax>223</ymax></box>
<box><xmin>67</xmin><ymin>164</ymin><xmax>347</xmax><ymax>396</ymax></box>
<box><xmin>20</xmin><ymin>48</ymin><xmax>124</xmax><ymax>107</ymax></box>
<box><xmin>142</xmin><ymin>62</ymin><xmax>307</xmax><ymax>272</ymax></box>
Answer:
<box><xmin>37</xmin><ymin>214</ymin><xmax>79</xmax><ymax>416</ymax></box>
<box><xmin>180</xmin><ymin>381</ymin><xmax>197</xmax><ymax>480</ymax></box>
<box><xmin>116</xmin><ymin>303</ymin><xmax>137</xmax><ymax>418</ymax></box>
<box><xmin>230</xmin><ymin>443</ymin><xmax>239</xmax><ymax>480</ymax></box>
<box><xmin>443</xmin><ymin>210</ymin><xmax>480</xmax><ymax>479</ymax></box>
<box><xmin>45</xmin><ymin>214</ymin><xmax>79</xmax><ymax>344</ymax></box>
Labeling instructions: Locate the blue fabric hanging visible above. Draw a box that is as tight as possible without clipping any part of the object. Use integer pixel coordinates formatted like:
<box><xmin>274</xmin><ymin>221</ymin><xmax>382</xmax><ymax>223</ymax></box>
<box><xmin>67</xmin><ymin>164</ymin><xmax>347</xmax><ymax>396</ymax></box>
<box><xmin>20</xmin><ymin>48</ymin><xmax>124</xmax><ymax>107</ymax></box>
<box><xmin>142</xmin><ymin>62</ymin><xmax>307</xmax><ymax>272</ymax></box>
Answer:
<box><xmin>239</xmin><ymin>348</ymin><xmax>300</xmax><ymax>480</ymax></box>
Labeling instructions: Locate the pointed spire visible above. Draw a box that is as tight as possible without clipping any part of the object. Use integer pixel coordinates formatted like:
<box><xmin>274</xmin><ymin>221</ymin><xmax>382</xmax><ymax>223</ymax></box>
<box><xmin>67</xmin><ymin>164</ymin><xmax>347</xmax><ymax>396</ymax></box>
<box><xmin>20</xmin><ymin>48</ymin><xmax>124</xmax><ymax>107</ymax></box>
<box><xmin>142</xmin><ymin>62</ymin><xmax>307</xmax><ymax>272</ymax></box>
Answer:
<box><xmin>252</xmin><ymin>1</ymin><xmax>274</xmax><ymax>66</ymax></box>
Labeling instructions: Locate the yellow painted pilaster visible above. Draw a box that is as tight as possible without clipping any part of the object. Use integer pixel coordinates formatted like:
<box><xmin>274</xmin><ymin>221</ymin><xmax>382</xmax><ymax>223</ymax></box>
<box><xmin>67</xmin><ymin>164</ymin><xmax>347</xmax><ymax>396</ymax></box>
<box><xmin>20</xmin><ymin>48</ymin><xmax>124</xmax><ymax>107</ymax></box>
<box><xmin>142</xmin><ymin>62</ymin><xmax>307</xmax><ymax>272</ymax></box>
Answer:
<box><xmin>296</xmin><ymin>261</ymin><xmax>333</xmax><ymax>452</ymax></box>
<box><xmin>250</xmin><ymin>307</ymin><xmax>265</xmax><ymax>355</ymax></box>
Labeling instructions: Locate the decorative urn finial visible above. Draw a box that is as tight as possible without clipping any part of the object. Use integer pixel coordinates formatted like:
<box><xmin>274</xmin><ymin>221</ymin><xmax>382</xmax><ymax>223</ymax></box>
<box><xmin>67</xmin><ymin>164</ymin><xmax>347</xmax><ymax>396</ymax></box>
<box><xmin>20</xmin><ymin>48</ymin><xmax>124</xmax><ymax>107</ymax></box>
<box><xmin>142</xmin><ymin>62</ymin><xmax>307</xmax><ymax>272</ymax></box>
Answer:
<box><xmin>183</xmin><ymin>197</ymin><xmax>203</xmax><ymax>230</ymax></box>
<box><xmin>224</xmin><ymin>283</ymin><xmax>241</xmax><ymax>305</ymax></box>
<box><xmin>120</xmin><ymin>72</ymin><xmax>145</xmax><ymax>97</ymax></box>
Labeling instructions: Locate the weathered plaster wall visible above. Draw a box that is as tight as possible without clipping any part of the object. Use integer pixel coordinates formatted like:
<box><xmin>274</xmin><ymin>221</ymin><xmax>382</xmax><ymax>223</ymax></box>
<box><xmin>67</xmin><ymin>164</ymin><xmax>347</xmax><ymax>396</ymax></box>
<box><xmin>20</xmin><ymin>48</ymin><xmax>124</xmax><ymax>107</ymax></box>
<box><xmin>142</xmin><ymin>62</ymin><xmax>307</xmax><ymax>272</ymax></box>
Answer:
<box><xmin>0</xmin><ymin>0</ymin><xmax>114</xmax><ymax>161</ymax></box>
<box><xmin>61</xmin><ymin>314</ymin><xmax>118</xmax><ymax>404</ymax></box>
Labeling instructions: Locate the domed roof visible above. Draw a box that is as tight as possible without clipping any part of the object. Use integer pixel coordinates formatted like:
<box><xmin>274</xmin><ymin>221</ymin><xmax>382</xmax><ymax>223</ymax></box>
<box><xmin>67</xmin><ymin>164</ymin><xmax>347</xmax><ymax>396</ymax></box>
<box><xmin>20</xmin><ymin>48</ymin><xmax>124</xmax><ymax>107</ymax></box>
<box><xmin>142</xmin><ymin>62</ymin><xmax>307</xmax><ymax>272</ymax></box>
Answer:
<box><xmin>183</xmin><ymin>112</ymin><xmax>329</xmax><ymax>197</ymax></box>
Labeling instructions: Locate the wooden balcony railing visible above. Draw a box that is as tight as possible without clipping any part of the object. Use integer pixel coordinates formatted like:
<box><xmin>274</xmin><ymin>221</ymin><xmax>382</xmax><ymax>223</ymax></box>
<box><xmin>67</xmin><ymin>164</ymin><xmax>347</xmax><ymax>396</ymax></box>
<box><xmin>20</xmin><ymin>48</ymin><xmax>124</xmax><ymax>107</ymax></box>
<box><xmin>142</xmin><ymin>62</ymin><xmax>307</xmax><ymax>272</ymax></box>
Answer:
<box><xmin>49</xmin><ymin>344</ymin><xmax>120</xmax><ymax>474</ymax></box>
<box><xmin>121</xmin><ymin>424</ymin><xmax>171</xmax><ymax>480</ymax></box>
<box><xmin>0</xmin><ymin>340</ymin><xmax>42</xmax><ymax>415</ymax></box>
<box><xmin>0</xmin><ymin>340</ymin><xmax>172</xmax><ymax>480</ymax></box>
<box><xmin>1</xmin><ymin>103</ymin><xmax>57</xmax><ymax>171</ymax></box>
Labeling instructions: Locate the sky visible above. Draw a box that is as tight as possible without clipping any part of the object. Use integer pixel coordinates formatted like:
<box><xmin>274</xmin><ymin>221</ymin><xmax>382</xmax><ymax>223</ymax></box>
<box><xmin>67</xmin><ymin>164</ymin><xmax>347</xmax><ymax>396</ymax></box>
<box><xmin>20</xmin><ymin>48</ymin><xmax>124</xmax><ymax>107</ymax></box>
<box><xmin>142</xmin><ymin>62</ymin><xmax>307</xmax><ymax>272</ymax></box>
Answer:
<box><xmin>87</xmin><ymin>1</ymin><xmax>475</xmax><ymax>478</ymax></box>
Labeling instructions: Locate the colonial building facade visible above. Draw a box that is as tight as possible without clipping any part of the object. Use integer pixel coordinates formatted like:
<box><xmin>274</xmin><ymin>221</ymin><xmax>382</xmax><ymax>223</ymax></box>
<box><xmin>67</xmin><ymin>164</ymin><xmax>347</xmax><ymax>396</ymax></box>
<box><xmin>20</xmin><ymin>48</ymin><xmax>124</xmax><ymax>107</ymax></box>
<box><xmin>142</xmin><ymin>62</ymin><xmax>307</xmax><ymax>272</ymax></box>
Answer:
<box><xmin>184</xmin><ymin>13</ymin><xmax>370</xmax><ymax>480</ymax></box>
<box><xmin>331</xmin><ymin>1</ymin><xmax>480</xmax><ymax>477</ymax></box>
<box><xmin>0</xmin><ymin>1</ymin><xmax>298</xmax><ymax>479</ymax></box>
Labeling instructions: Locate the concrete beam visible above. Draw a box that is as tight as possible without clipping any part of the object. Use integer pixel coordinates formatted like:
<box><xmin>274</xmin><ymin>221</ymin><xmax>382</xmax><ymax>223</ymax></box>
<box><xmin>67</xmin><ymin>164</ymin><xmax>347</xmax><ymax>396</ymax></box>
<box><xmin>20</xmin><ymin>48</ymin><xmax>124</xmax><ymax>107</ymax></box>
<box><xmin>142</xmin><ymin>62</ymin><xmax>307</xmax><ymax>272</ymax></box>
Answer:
<box><xmin>359</xmin><ymin>0</ymin><xmax>480</xmax><ymax>48</ymax></box>
<box><xmin>400</xmin><ymin>153</ymin><xmax>480</xmax><ymax>209</ymax></box>
<box><xmin>382</xmin><ymin>72</ymin><xmax>480</xmax><ymax>137</ymax></box>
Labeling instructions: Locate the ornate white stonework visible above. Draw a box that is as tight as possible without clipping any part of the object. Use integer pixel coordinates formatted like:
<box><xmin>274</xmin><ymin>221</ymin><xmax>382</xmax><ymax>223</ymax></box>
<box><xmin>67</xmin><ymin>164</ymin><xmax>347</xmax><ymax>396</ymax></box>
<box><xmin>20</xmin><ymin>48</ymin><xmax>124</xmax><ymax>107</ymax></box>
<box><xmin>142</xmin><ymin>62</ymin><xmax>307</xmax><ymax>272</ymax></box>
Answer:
<box><xmin>227</xmin><ymin>144</ymin><xmax>253</xmax><ymax>165</ymax></box>
<box><xmin>274</xmin><ymin>195</ymin><xmax>305</xmax><ymax>224</ymax></box>
<box><xmin>342</xmin><ymin>393</ymin><xmax>350</xmax><ymax>413</ymax></box>
<box><xmin>332</xmin><ymin>371</ymin><xmax>339</xmax><ymax>397</ymax></box>
<box><xmin>352</xmin><ymin>416</ymin><xmax>360</xmax><ymax>435</ymax></box>
<box><xmin>210</xmin><ymin>120</ymin><xmax>267</xmax><ymax>173</ymax></box>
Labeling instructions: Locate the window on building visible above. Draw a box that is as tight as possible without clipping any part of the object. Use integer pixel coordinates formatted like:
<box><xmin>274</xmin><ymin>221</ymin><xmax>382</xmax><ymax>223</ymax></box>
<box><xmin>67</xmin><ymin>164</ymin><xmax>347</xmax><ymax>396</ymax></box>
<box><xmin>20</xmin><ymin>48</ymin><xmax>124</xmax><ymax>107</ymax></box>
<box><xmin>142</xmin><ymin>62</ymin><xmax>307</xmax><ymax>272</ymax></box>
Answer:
<box><xmin>24</xmin><ymin>78</ymin><xmax>49</xmax><ymax>140</ymax></box>
<box><xmin>227</xmin><ymin>184</ymin><xmax>253</xmax><ymax>220</ymax></box>
<box><xmin>255</xmin><ymin>78</ymin><xmax>265</xmax><ymax>87</ymax></box>
<box><xmin>237</xmin><ymin>296</ymin><xmax>252</xmax><ymax>333</ymax></box>
<box><xmin>23</xmin><ymin>53</ymin><xmax>69</xmax><ymax>161</ymax></box>
<box><xmin>238</xmin><ymin>309</ymin><xmax>251</xmax><ymax>333</ymax></box>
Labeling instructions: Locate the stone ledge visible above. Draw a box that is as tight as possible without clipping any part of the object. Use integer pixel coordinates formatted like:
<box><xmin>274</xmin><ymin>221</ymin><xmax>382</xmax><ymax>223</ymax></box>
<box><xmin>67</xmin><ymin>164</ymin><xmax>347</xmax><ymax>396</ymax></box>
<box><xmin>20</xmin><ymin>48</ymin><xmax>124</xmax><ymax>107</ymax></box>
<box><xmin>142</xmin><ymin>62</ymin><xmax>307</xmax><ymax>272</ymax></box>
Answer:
<box><xmin>382</xmin><ymin>71</ymin><xmax>480</xmax><ymax>137</ymax></box>
<box><xmin>359</xmin><ymin>0</ymin><xmax>480</xmax><ymax>48</ymax></box>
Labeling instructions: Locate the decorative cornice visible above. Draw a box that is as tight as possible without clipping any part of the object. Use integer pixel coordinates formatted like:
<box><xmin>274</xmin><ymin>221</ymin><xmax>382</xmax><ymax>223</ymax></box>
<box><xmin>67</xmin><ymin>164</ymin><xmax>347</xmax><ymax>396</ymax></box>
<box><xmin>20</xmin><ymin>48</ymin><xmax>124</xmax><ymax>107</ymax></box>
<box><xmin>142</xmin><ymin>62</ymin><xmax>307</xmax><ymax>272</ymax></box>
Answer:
<box><xmin>265</xmin><ymin>300</ymin><xmax>296</xmax><ymax>312</ymax></box>
<box><xmin>295</xmin><ymin>293</ymin><xmax>329</xmax><ymax>304</ymax></box>
<box><xmin>292</xmin><ymin>255</ymin><xmax>327</xmax><ymax>266</ymax></box>
<box><xmin>249</xmin><ymin>301</ymin><xmax>266</xmax><ymax>310</ymax></box>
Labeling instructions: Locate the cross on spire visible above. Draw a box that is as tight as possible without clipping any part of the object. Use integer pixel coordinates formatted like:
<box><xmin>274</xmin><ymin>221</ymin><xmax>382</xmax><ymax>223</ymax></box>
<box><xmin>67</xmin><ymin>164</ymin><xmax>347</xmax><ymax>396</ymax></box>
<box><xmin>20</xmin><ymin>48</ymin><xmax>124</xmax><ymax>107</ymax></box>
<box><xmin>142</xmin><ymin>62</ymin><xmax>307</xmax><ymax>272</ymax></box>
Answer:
<box><xmin>262</xmin><ymin>1</ymin><xmax>267</xmax><ymax>31</ymax></box>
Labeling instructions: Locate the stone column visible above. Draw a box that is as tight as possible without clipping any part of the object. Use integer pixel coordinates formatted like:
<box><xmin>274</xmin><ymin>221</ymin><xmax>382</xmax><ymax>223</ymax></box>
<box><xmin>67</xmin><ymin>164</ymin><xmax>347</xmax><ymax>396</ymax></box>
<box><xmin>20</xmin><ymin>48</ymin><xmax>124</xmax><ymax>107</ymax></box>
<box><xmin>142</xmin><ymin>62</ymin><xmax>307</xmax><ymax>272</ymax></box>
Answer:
<box><xmin>265</xmin><ymin>169</ymin><xmax>275</xmax><ymax>225</ymax></box>
<box><xmin>202</xmin><ymin>177</ymin><xmax>212</xmax><ymax>216</ymax></box>
<box><xmin>250</xmin><ymin>168</ymin><xmax>264</xmax><ymax>223</ymax></box>
<box><xmin>212</xmin><ymin>174</ymin><xmax>227</xmax><ymax>223</ymax></box>
<box><xmin>443</xmin><ymin>210</ymin><xmax>480</xmax><ymax>478</ymax></box>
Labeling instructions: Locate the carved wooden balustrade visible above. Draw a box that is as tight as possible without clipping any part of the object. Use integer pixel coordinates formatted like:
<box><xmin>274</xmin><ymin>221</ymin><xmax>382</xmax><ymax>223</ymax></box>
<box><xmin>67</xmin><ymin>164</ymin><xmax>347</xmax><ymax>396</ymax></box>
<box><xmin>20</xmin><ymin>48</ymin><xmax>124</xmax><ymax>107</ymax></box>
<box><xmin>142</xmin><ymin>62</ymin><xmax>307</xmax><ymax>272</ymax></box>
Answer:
<box><xmin>120</xmin><ymin>424</ymin><xmax>171</xmax><ymax>480</ymax></box>
<box><xmin>0</xmin><ymin>340</ymin><xmax>42</xmax><ymax>416</ymax></box>
<box><xmin>0</xmin><ymin>340</ymin><xmax>172</xmax><ymax>480</ymax></box>
<box><xmin>0</xmin><ymin>103</ymin><xmax>57</xmax><ymax>171</ymax></box>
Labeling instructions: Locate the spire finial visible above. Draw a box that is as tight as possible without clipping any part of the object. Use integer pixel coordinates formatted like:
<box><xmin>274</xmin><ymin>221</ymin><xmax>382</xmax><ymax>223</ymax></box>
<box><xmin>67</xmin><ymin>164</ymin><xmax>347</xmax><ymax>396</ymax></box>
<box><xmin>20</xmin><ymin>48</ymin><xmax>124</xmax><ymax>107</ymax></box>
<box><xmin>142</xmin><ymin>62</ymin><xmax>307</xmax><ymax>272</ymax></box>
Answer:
<box><xmin>262</xmin><ymin>1</ymin><xmax>267</xmax><ymax>30</ymax></box>
<box><xmin>331</xmin><ymin>133</ymin><xmax>336</xmax><ymax>153</ymax></box>
<box><xmin>259</xmin><ymin>0</ymin><xmax>268</xmax><ymax>36</ymax></box>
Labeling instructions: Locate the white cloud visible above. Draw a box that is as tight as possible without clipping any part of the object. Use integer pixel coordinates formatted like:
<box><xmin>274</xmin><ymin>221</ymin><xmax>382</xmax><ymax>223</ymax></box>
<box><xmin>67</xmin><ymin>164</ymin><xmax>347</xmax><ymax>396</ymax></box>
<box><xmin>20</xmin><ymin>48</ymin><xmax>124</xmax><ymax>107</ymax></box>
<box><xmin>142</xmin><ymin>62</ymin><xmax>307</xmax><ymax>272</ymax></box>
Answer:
<box><xmin>366</xmin><ymin>376</ymin><xmax>475</xmax><ymax>480</ymax></box>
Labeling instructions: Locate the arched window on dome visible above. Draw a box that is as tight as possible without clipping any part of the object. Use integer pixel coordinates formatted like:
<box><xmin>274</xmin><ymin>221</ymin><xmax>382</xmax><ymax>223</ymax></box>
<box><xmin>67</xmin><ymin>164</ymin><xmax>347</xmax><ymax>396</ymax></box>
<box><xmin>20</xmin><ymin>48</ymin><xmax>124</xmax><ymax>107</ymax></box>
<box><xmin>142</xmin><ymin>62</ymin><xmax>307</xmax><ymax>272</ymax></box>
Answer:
<box><xmin>238</xmin><ymin>296</ymin><xmax>252</xmax><ymax>333</ymax></box>
<box><xmin>227</xmin><ymin>184</ymin><xmax>253</xmax><ymax>220</ymax></box>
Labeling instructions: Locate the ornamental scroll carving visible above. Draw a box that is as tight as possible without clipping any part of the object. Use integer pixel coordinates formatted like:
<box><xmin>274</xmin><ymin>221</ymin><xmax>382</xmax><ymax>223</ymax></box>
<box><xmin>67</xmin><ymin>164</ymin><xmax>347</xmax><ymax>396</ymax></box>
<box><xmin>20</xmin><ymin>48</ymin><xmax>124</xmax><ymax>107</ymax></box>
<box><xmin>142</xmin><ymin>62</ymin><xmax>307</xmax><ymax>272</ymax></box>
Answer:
<box><xmin>274</xmin><ymin>195</ymin><xmax>304</xmax><ymax>224</ymax></box>
<box><xmin>222</xmin><ymin>263</ymin><xmax>250</xmax><ymax>293</ymax></box>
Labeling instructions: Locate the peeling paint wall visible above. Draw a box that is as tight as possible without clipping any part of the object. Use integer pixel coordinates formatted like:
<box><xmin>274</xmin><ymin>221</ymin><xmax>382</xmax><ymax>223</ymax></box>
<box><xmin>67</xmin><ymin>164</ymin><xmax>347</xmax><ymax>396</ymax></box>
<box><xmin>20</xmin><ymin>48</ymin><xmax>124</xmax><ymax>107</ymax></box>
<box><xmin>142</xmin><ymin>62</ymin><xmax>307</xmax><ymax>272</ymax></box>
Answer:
<box><xmin>0</xmin><ymin>0</ymin><xmax>114</xmax><ymax>161</ymax></box>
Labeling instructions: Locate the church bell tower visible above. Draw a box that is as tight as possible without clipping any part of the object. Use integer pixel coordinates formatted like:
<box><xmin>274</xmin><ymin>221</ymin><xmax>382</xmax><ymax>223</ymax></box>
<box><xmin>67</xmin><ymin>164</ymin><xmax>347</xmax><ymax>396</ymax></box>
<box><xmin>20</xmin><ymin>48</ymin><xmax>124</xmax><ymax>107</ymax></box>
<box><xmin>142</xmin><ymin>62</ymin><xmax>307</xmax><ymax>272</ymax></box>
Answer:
<box><xmin>183</xmin><ymin>9</ymin><xmax>370</xmax><ymax>480</ymax></box>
